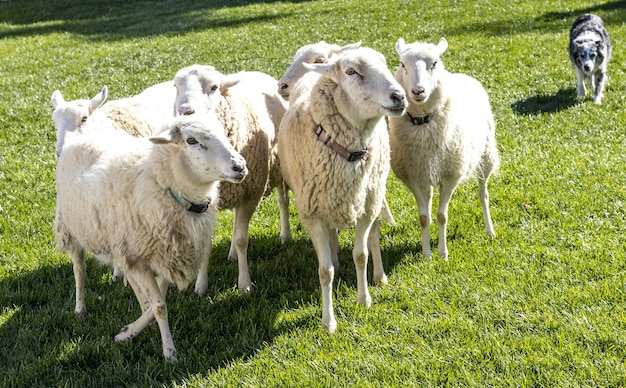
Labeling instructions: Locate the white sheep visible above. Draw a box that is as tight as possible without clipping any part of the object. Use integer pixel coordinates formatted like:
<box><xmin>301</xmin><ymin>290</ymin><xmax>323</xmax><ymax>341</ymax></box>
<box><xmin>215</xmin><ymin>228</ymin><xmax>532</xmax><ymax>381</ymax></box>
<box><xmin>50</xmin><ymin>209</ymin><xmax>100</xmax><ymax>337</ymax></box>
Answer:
<box><xmin>51</xmin><ymin>82</ymin><xmax>177</xmax><ymax>281</ymax></box>
<box><xmin>278</xmin><ymin>41</ymin><xmax>397</xmax><ymax>287</ymax></box>
<box><xmin>277</xmin><ymin>41</ymin><xmax>361</xmax><ymax>101</ymax></box>
<box><xmin>389</xmin><ymin>37</ymin><xmax>500</xmax><ymax>258</ymax></box>
<box><xmin>55</xmin><ymin>113</ymin><xmax>248</xmax><ymax>362</ymax></box>
<box><xmin>174</xmin><ymin>65</ymin><xmax>290</xmax><ymax>294</ymax></box>
<box><xmin>278</xmin><ymin>47</ymin><xmax>407</xmax><ymax>332</ymax></box>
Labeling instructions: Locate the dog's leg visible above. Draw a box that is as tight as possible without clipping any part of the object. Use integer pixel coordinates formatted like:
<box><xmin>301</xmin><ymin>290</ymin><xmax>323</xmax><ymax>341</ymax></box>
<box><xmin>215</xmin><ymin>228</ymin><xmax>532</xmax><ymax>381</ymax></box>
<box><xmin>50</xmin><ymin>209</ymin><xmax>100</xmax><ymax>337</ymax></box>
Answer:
<box><xmin>575</xmin><ymin>67</ymin><xmax>586</xmax><ymax>97</ymax></box>
<box><xmin>593</xmin><ymin>70</ymin><xmax>607</xmax><ymax>104</ymax></box>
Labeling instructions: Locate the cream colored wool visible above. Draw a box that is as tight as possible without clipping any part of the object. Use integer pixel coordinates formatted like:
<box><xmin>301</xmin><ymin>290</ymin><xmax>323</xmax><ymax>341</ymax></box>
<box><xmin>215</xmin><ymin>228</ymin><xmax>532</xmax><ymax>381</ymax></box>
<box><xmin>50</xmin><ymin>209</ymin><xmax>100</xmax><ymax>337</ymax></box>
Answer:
<box><xmin>281</xmin><ymin>76</ymin><xmax>390</xmax><ymax>230</ymax></box>
<box><xmin>389</xmin><ymin>37</ymin><xmax>500</xmax><ymax>259</ymax></box>
<box><xmin>278</xmin><ymin>47</ymin><xmax>407</xmax><ymax>333</ymax></box>
<box><xmin>173</xmin><ymin>65</ymin><xmax>290</xmax><ymax>295</ymax></box>
<box><xmin>55</xmin><ymin>115</ymin><xmax>246</xmax><ymax>362</ymax></box>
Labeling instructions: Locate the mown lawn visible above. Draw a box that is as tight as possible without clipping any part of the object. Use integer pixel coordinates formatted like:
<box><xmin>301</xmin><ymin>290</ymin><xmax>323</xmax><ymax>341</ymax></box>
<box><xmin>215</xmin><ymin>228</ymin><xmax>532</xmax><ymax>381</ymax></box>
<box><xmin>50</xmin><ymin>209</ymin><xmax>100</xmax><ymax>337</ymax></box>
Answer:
<box><xmin>1</xmin><ymin>0</ymin><xmax>626</xmax><ymax>386</ymax></box>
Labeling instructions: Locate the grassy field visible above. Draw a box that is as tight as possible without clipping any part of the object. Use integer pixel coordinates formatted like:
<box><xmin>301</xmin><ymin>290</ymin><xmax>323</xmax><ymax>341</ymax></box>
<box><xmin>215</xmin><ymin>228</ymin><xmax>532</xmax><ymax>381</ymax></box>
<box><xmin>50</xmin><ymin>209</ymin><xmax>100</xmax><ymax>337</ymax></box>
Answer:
<box><xmin>2</xmin><ymin>0</ymin><xmax>626</xmax><ymax>386</ymax></box>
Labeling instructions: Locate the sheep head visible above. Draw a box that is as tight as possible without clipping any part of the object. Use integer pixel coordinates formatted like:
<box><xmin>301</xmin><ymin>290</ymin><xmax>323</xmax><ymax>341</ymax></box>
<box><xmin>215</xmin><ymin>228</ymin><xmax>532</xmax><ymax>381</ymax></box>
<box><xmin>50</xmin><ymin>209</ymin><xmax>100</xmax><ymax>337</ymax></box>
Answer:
<box><xmin>174</xmin><ymin>65</ymin><xmax>244</xmax><ymax>116</ymax></box>
<box><xmin>278</xmin><ymin>41</ymin><xmax>362</xmax><ymax>100</ymax></box>
<box><xmin>150</xmin><ymin>115</ymin><xmax>247</xmax><ymax>185</ymax></box>
<box><xmin>51</xmin><ymin>86</ymin><xmax>107</xmax><ymax>158</ymax></box>
<box><xmin>394</xmin><ymin>37</ymin><xmax>448</xmax><ymax>104</ymax></box>
<box><xmin>304</xmin><ymin>47</ymin><xmax>407</xmax><ymax>124</ymax></box>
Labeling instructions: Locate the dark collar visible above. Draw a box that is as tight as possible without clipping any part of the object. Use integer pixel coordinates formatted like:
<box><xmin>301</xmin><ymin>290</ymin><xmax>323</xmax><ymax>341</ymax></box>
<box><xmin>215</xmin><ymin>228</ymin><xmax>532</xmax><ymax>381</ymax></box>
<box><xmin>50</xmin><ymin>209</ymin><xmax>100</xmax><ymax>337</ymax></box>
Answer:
<box><xmin>171</xmin><ymin>190</ymin><xmax>211</xmax><ymax>213</ymax></box>
<box><xmin>315</xmin><ymin>125</ymin><xmax>368</xmax><ymax>162</ymax></box>
<box><xmin>406</xmin><ymin>111</ymin><xmax>430</xmax><ymax>126</ymax></box>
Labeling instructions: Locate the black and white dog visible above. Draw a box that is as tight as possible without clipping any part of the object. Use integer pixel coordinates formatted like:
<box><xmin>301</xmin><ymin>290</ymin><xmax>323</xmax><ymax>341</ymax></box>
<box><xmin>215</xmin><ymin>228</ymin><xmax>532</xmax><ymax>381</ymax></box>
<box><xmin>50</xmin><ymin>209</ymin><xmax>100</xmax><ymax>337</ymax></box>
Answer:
<box><xmin>569</xmin><ymin>14</ymin><xmax>612</xmax><ymax>104</ymax></box>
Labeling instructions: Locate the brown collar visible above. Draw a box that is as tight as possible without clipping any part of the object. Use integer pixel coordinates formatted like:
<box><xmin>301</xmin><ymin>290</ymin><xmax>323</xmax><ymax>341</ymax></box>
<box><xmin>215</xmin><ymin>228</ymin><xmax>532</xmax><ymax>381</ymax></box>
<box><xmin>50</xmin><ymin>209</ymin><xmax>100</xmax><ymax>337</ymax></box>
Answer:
<box><xmin>315</xmin><ymin>125</ymin><xmax>368</xmax><ymax>162</ymax></box>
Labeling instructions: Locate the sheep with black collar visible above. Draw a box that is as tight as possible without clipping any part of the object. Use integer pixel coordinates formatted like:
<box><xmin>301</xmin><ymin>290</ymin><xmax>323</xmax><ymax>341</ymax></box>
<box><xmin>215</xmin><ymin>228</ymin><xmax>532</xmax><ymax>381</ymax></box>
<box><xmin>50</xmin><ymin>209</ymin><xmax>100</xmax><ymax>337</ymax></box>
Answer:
<box><xmin>390</xmin><ymin>37</ymin><xmax>500</xmax><ymax>259</ymax></box>
<box><xmin>55</xmin><ymin>113</ymin><xmax>247</xmax><ymax>362</ymax></box>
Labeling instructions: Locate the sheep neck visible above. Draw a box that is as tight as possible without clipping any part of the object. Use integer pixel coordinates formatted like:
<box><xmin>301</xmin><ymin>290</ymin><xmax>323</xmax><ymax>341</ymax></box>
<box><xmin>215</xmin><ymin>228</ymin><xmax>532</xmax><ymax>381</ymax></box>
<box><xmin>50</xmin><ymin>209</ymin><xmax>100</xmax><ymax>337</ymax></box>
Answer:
<box><xmin>171</xmin><ymin>190</ymin><xmax>212</xmax><ymax>213</ymax></box>
<box><xmin>406</xmin><ymin>111</ymin><xmax>430</xmax><ymax>125</ymax></box>
<box><xmin>314</xmin><ymin>124</ymin><xmax>368</xmax><ymax>162</ymax></box>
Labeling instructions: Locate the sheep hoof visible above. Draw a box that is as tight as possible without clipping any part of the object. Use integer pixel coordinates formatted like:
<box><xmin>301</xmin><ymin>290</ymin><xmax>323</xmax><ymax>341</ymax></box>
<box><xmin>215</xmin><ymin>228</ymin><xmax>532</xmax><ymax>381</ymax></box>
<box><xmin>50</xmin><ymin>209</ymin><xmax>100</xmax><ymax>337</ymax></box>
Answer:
<box><xmin>164</xmin><ymin>349</ymin><xmax>178</xmax><ymax>363</ymax></box>
<box><xmin>357</xmin><ymin>295</ymin><xmax>372</xmax><ymax>308</ymax></box>
<box><xmin>74</xmin><ymin>308</ymin><xmax>88</xmax><ymax>316</ymax></box>
<box><xmin>238</xmin><ymin>282</ymin><xmax>255</xmax><ymax>294</ymax></box>
<box><xmin>322</xmin><ymin>319</ymin><xmax>337</xmax><ymax>334</ymax></box>
<box><xmin>194</xmin><ymin>283</ymin><xmax>208</xmax><ymax>296</ymax></box>
<box><xmin>373</xmin><ymin>273</ymin><xmax>388</xmax><ymax>286</ymax></box>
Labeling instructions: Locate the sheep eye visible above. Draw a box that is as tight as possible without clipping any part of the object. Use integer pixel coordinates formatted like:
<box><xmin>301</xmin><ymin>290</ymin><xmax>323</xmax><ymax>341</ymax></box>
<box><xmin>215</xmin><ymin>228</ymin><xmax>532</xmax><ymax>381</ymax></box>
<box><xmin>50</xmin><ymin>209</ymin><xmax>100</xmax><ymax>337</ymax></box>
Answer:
<box><xmin>314</xmin><ymin>57</ymin><xmax>325</xmax><ymax>64</ymax></box>
<box><xmin>81</xmin><ymin>116</ymin><xmax>88</xmax><ymax>123</ymax></box>
<box><xmin>431</xmin><ymin>61</ymin><xmax>438</xmax><ymax>70</ymax></box>
<box><xmin>346</xmin><ymin>68</ymin><xmax>356</xmax><ymax>75</ymax></box>
<box><xmin>211</xmin><ymin>85</ymin><xmax>219</xmax><ymax>91</ymax></box>
<box><xmin>401</xmin><ymin>62</ymin><xmax>406</xmax><ymax>68</ymax></box>
<box><xmin>186</xmin><ymin>137</ymin><xmax>198</xmax><ymax>145</ymax></box>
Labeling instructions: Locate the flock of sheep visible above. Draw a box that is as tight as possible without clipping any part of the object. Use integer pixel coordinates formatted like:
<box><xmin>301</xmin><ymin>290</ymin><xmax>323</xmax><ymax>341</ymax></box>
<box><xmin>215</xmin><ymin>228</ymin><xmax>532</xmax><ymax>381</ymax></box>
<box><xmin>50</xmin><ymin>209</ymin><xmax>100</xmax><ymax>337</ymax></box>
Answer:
<box><xmin>50</xmin><ymin>38</ymin><xmax>499</xmax><ymax>362</ymax></box>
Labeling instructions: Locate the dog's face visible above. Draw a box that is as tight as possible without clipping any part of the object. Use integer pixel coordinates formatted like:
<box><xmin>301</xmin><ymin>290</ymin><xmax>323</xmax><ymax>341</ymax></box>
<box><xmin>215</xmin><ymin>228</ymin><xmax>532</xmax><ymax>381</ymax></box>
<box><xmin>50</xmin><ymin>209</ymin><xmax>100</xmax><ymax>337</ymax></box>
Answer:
<box><xmin>572</xmin><ymin>39</ymin><xmax>605</xmax><ymax>73</ymax></box>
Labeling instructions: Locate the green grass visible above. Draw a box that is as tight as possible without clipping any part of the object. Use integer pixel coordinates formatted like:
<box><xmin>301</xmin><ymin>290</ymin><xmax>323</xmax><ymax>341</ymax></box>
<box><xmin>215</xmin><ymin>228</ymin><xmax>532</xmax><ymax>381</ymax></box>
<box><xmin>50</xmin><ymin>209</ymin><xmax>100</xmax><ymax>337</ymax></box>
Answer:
<box><xmin>2</xmin><ymin>0</ymin><xmax>626</xmax><ymax>386</ymax></box>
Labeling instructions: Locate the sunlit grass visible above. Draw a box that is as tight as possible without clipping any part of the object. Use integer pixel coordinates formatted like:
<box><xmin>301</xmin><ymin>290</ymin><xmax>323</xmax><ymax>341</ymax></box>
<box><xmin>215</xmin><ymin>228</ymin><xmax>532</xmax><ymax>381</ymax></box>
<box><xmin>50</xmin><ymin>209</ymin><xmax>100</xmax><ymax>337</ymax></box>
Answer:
<box><xmin>1</xmin><ymin>0</ymin><xmax>626</xmax><ymax>386</ymax></box>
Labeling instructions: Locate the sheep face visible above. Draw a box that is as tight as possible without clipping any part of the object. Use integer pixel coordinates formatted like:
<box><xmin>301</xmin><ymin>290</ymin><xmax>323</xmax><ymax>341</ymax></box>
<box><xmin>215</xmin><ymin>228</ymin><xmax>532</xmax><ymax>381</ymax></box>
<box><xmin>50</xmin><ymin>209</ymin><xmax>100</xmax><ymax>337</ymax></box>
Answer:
<box><xmin>278</xmin><ymin>41</ymin><xmax>361</xmax><ymax>100</ymax></box>
<box><xmin>395</xmin><ymin>38</ymin><xmax>448</xmax><ymax>104</ymax></box>
<box><xmin>174</xmin><ymin>65</ymin><xmax>244</xmax><ymax>116</ymax></box>
<box><xmin>305</xmin><ymin>47</ymin><xmax>407</xmax><ymax>122</ymax></box>
<box><xmin>51</xmin><ymin>87</ymin><xmax>107</xmax><ymax>158</ymax></box>
<box><xmin>150</xmin><ymin>116</ymin><xmax>248</xmax><ymax>184</ymax></box>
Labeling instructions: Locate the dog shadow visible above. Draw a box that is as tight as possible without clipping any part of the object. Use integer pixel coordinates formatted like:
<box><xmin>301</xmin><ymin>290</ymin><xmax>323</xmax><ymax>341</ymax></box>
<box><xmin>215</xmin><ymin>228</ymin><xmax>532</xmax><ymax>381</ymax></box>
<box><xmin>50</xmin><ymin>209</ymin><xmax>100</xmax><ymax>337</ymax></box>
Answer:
<box><xmin>511</xmin><ymin>87</ymin><xmax>580</xmax><ymax>115</ymax></box>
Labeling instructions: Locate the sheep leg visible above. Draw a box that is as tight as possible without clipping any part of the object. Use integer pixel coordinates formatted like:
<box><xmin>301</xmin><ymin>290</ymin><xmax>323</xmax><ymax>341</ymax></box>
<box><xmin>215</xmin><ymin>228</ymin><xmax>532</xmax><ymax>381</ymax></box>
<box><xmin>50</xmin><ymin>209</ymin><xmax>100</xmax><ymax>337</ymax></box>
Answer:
<box><xmin>233</xmin><ymin>203</ymin><xmax>256</xmax><ymax>293</ymax></box>
<box><xmin>330</xmin><ymin>228</ymin><xmax>339</xmax><ymax>271</ymax></box>
<box><xmin>194</xmin><ymin>239</ymin><xmax>213</xmax><ymax>295</ymax></box>
<box><xmin>478</xmin><ymin>178</ymin><xmax>496</xmax><ymax>238</ymax></box>
<box><xmin>69</xmin><ymin>245</ymin><xmax>88</xmax><ymax>315</ymax></box>
<box><xmin>437</xmin><ymin>179</ymin><xmax>461</xmax><ymax>259</ymax></box>
<box><xmin>368</xmin><ymin>218</ymin><xmax>388</xmax><ymax>285</ymax></box>
<box><xmin>303</xmin><ymin>218</ymin><xmax>337</xmax><ymax>333</ymax></box>
<box><xmin>111</xmin><ymin>264</ymin><xmax>124</xmax><ymax>283</ymax></box>
<box><xmin>276</xmin><ymin>180</ymin><xmax>292</xmax><ymax>243</ymax></box>
<box><xmin>126</xmin><ymin>275</ymin><xmax>150</xmax><ymax>313</ymax></box>
<box><xmin>354</xmin><ymin>217</ymin><xmax>373</xmax><ymax>308</ymax></box>
<box><xmin>115</xmin><ymin>271</ymin><xmax>178</xmax><ymax>362</ymax></box>
<box><xmin>409</xmin><ymin>184</ymin><xmax>434</xmax><ymax>257</ymax></box>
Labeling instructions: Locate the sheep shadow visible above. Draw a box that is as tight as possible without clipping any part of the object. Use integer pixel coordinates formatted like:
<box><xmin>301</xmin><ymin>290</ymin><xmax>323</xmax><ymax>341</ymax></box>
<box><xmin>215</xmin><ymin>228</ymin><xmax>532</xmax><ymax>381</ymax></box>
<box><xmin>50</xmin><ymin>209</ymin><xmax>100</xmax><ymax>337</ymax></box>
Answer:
<box><xmin>511</xmin><ymin>87</ymin><xmax>580</xmax><ymax>115</ymax></box>
<box><xmin>0</xmin><ymin>228</ymin><xmax>406</xmax><ymax>386</ymax></box>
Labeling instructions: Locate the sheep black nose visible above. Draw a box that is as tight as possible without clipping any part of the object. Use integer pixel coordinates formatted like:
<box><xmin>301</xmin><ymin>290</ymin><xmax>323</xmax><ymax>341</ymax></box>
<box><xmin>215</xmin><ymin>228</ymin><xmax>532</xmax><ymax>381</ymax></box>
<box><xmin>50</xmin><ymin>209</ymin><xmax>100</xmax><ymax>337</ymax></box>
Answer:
<box><xmin>391</xmin><ymin>91</ymin><xmax>406</xmax><ymax>106</ymax></box>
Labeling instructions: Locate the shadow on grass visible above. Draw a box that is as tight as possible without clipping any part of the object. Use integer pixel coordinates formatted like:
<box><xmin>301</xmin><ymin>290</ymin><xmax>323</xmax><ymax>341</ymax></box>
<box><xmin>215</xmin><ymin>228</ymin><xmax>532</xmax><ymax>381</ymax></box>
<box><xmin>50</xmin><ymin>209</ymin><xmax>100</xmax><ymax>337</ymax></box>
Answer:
<box><xmin>448</xmin><ymin>0</ymin><xmax>626</xmax><ymax>37</ymax></box>
<box><xmin>511</xmin><ymin>87</ymin><xmax>580</xmax><ymax>115</ymax></box>
<box><xmin>0</xmin><ymin>228</ymin><xmax>406</xmax><ymax>386</ymax></box>
<box><xmin>0</xmin><ymin>0</ymin><xmax>313</xmax><ymax>40</ymax></box>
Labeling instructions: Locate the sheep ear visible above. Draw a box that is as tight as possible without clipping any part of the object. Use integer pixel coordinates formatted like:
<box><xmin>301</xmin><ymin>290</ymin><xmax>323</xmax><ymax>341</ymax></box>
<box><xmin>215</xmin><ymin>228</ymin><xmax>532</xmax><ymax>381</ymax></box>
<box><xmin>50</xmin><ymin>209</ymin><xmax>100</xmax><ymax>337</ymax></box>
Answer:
<box><xmin>339</xmin><ymin>41</ymin><xmax>361</xmax><ymax>52</ymax></box>
<box><xmin>221</xmin><ymin>71</ymin><xmax>245</xmax><ymax>92</ymax></box>
<box><xmin>395</xmin><ymin>38</ymin><xmax>407</xmax><ymax>55</ymax></box>
<box><xmin>303</xmin><ymin>62</ymin><xmax>334</xmax><ymax>76</ymax></box>
<box><xmin>150</xmin><ymin>124</ymin><xmax>182</xmax><ymax>145</ymax></box>
<box><xmin>89</xmin><ymin>86</ymin><xmax>108</xmax><ymax>115</ymax></box>
<box><xmin>51</xmin><ymin>90</ymin><xmax>65</xmax><ymax>108</ymax></box>
<box><xmin>437</xmin><ymin>38</ymin><xmax>448</xmax><ymax>55</ymax></box>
